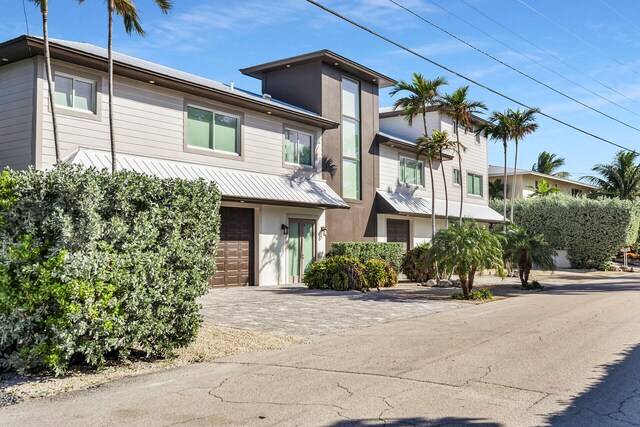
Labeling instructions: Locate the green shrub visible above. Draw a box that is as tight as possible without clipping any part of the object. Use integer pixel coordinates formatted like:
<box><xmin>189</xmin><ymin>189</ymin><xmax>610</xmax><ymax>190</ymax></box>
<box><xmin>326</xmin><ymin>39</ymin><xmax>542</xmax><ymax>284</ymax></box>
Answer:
<box><xmin>401</xmin><ymin>243</ymin><xmax>434</xmax><ymax>282</ymax></box>
<box><xmin>0</xmin><ymin>164</ymin><xmax>221</xmax><ymax>374</ymax></box>
<box><xmin>304</xmin><ymin>256</ymin><xmax>368</xmax><ymax>291</ymax></box>
<box><xmin>364</xmin><ymin>259</ymin><xmax>398</xmax><ymax>288</ymax></box>
<box><xmin>330</xmin><ymin>242</ymin><xmax>404</xmax><ymax>271</ymax></box>
<box><xmin>491</xmin><ymin>196</ymin><xmax>640</xmax><ymax>269</ymax></box>
<box><xmin>452</xmin><ymin>289</ymin><xmax>493</xmax><ymax>300</ymax></box>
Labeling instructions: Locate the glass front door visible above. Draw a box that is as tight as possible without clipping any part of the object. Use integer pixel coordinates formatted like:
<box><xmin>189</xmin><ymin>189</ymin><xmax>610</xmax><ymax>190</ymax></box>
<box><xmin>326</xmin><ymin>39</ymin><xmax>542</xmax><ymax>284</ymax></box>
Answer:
<box><xmin>288</xmin><ymin>219</ymin><xmax>316</xmax><ymax>283</ymax></box>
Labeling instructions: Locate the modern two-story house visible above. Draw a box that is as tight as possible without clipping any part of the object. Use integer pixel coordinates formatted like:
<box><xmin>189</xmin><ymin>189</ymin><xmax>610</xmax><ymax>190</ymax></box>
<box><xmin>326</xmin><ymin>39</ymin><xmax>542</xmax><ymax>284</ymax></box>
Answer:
<box><xmin>0</xmin><ymin>35</ymin><xmax>503</xmax><ymax>286</ymax></box>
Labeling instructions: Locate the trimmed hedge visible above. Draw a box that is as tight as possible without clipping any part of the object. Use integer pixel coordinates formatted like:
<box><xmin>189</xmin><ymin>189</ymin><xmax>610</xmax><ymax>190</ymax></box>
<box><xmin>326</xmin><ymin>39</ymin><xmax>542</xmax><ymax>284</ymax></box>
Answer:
<box><xmin>0</xmin><ymin>165</ymin><xmax>221</xmax><ymax>374</ymax></box>
<box><xmin>330</xmin><ymin>242</ymin><xmax>404</xmax><ymax>271</ymax></box>
<box><xmin>304</xmin><ymin>256</ymin><xmax>398</xmax><ymax>291</ymax></box>
<box><xmin>491</xmin><ymin>196</ymin><xmax>640</xmax><ymax>269</ymax></box>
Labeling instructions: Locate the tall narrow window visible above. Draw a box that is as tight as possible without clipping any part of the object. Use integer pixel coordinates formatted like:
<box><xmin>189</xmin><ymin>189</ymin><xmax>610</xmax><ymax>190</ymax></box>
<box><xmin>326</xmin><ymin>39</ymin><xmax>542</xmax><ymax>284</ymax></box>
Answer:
<box><xmin>341</xmin><ymin>76</ymin><xmax>361</xmax><ymax>199</ymax></box>
<box><xmin>285</xmin><ymin>129</ymin><xmax>313</xmax><ymax>166</ymax></box>
<box><xmin>453</xmin><ymin>169</ymin><xmax>461</xmax><ymax>186</ymax></box>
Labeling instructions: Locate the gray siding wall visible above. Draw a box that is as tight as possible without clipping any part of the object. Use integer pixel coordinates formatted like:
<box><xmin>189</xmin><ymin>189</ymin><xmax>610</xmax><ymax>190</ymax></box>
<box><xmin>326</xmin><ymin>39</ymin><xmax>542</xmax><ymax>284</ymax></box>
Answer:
<box><xmin>39</xmin><ymin>59</ymin><xmax>323</xmax><ymax>178</ymax></box>
<box><xmin>379</xmin><ymin>111</ymin><xmax>489</xmax><ymax>206</ymax></box>
<box><xmin>0</xmin><ymin>59</ymin><xmax>35</xmax><ymax>170</ymax></box>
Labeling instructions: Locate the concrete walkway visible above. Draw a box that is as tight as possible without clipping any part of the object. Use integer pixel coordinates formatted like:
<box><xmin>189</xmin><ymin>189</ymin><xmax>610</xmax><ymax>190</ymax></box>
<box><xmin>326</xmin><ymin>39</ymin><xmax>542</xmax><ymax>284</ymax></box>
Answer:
<box><xmin>2</xmin><ymin>275</ymin><xmax>640</xmax><ymax>426</ymax></box>
<box><xmin>199</xmin><ymin>285</ymin><xmax>466</xmax><ymax>337</ymax></box>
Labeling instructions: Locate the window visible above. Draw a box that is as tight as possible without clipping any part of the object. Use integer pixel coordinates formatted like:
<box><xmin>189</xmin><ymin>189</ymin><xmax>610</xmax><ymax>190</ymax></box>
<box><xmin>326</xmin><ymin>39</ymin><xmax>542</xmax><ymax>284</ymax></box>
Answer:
<box><xmin>467</xmin><ymin>173</ymin><xmax>483</xmax><ymax>196</ymax></box>
<box><xmin>572</xmin><ymin>188</ymin><xmax>583</xmax><ymax>197</ymax></box>
<box><xmin>342</xmin><ymin>76</ymin><xmax>361</xmax><ymax>199</ymax></box>
<box><xmin>453</xmin><ymin>168</ymin><xmax>462</xmax><ymax>186</ymax></box>
<box><xmin>285</xmin><ymin>129</ymin><xmax>313</xmax><ymax>166</ymax></box>
<box><xmin>452</xmin><ymin>120</ymin><xmax>458</xmax><ymax>135</ymax></box>
<box><xmin>475</xmin><ymin>130</ymin><xmax>482</xmax><ymax>143</ymax></box>
<box><xmin>187</xmin><ymin>106</ymin><xmax>240</xmax><ymax>154</ymax></box>
<box><xmin>400</xmin><ymin>158</ymin><xmax>424</xmax><ymax>186</ymax></box>
<box><xmin>54</xmin><ymin>73</ymin><xmax>96</xmax><ymax>113</ymax></box>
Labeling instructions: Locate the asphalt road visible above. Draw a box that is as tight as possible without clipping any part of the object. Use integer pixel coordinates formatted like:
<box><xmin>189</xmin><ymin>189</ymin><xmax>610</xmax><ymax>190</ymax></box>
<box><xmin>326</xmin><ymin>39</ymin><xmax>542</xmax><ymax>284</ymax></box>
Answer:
<box><xmin>2</xmin><ymin>275</ymin><xmax>639</xmax><ymax>426</ymax></box>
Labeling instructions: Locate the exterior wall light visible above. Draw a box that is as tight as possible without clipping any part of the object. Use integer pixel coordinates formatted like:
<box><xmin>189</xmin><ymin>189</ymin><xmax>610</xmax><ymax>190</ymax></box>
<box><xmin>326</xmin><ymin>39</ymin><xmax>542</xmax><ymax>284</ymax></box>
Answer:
<box><xmin>320</xmin><ymin>226</ymin><xmax>328</xmax><ymax>237</ymax></box>
<box><xmin>281</xmin><ymin>224</ymin><xmax>289</xmax><ymax>235</ymax></box>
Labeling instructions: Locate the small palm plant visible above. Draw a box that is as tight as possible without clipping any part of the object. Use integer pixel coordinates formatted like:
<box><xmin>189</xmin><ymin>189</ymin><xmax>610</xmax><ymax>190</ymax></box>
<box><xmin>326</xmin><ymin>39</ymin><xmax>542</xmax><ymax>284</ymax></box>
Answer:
<box><xmin>527</xmin><ymin>179</ymin><xmax>561</xmax><ymax>197</ymax></box>
<box><xmin>489</xmin><ymin>179</ymin><xmax>504</xmax><ymax>200</ymax></box>
<box><xmin>429</xmin><ymin>221</ymin><xmax>504</xmax><ymax>299</ymax></box>
<box><xmin>502</xmin><ymin>225</ymin><xmax>555</xmax><ymax>288</ymax></box>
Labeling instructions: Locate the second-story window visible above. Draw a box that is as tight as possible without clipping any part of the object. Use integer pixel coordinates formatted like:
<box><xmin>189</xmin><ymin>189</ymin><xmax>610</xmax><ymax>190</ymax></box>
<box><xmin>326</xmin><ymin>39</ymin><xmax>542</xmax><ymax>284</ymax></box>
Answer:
<box><xmin>341</xmin><ymin>76</ymin><xmax>361</xmax><ymax>200</ymax></box>
<box><xmin>453</xmin><ymin>169</ymin><xmax>462</xmax><ymax>186</ymax></box>
<box><xmin>187</xmin><ymin>106</ymin><xmax>240</xmax><ymax>155</ymax></box>
<box><xmin>54</xmin><ymin>73</ymin><xmax>96</xmax><ymax>113</ymax></box>
<box><xmin>284</xmin><ymin>129</ymin><xmax>313</xmax><ymax>167</ymax></box>
<box><xmin>452</xmin><ymin>120</ymin><xmax>458</xmax><ymax>136</ymax></box>
<box><xmin>467</xmin><ymin>173</ymin><xmax>483</xmax><ymax>196</ymax></box>
<box><xmin>475</xmin><ymin>130</ymin><xmax>482</xmax><ymax>143</ymax></box>
<box><xmin>400</xmin><ymin>158</ymin><xmax>424</xmax><ymax>186</ymax></box>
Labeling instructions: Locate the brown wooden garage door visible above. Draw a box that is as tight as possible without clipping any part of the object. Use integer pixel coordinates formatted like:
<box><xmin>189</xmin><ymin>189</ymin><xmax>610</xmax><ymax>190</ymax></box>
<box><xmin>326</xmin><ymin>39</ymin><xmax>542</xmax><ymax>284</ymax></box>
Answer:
<box><xmin>387</xmin><ymin>219</ymin><xmax>410</xmax><ymax>251</ymax></box>
<box><xmin>211</xmin><ymin>207</ymin><xmax>255</xmax><ymax>287</ymax></box>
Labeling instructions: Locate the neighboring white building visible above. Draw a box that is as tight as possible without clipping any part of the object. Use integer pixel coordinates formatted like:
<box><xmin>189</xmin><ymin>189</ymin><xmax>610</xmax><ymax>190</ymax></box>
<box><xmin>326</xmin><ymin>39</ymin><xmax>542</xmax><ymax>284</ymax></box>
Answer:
<box><xmin>375</xmin><ymin>106</ymin><xmax>503</xmax><ymax>248</ymax></box>
<box><xmin>488</xmin><ymin>166</ymin><xmax>596</xmax><ymax>198</ymax></box>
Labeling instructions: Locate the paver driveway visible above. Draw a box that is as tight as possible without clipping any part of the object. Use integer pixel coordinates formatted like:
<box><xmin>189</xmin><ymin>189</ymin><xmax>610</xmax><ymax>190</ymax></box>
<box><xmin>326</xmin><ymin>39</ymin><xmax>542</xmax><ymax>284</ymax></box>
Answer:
<box><xmin>199</xmin><ymin>284</ymin><xmax>466</xmax><ymax>337</ymax></box>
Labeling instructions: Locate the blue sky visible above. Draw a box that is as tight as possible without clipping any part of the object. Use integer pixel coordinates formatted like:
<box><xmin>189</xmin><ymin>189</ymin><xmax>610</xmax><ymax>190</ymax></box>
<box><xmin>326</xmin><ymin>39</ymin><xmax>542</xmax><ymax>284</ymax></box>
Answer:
<box><xmin>3</xmin><ymin>0</ymin><xmax>640</xmax><ymax>177</ymax></box>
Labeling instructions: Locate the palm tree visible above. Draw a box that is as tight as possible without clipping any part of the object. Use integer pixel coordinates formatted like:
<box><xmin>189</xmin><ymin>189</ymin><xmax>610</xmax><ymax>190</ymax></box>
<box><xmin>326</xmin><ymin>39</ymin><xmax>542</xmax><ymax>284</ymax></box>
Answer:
<box><xmin>430</xmin><ymin>130</ymin><xmax>456</xmax><ymax>226</ymax></box>
<box><xmin>503</xmin><ymin>224</ymin><xmax>554</xmax><ymax>288</ymax></box>
<box><xmin>80</xmin><ymin>0</ymin><xmax>172</xmax><ymax>173</ymax></box>
<box><xmin>416</xmin><ymin>136</ymin><xmax>439</xmax><ymax>236</ymax></box>
<box><xmin>583</xmin><ymin>150</ymin><xmax>640</xmax><ymax>200</ymax></box>
<box><xmin>506</xmin><ymin>108</ymin><xmax>539</xmax><ymax>222</ymax></box>
<box><xmin>527</xmin><ymin>179</ymin><xmax>561</xmax><ymax>197</ymax></box>
<box><xmin>532</xmin><ymin>151</ymin><xmax>569</xmax><ymax>178</ymax></box>
<box><xmin>30</xmin><ymin>0</ymin><xmax>60</xmax><ymax>162</ymax></box>
<box><xmin>429</xmin><ymin>221</ymin><xmax>504</xmax><ymax>299</ymax></box>
<box><xmin>439</xmin><ymin>86</ymin><xmax>487</xmax><ymax>225</ymax></box>
<box><xmin>390</xmin><ymin>73</ymin><xmax>448</xmax><ymax>237</ymax></box>
<box><xmin>489</xmin><ymin>179</ymin><xmax>504</xmax><ymax>200</ymax></box>
<box><xmin>477</xmin><ymin>110</ymin><xmax>511</xmax><ymax>225</ymax></box>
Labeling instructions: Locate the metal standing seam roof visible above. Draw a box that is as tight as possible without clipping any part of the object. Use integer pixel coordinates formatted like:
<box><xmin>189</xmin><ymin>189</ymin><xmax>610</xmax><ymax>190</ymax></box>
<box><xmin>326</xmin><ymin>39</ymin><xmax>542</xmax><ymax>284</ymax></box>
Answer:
<box><xmin>377</xmin><ymin>190</ymin><xmax>505</xmax><ymax>223</ymax></box>
<box><xmin>66</xmin><ymin>149</ymin><xmax>349</xmax><ymax>209</ymax></box>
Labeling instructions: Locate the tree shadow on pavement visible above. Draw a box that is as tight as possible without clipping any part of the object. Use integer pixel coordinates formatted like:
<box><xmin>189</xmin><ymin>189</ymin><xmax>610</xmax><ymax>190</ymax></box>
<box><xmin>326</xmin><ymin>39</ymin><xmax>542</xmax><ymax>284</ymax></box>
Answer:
<box><xmin>328</xmin><ymin>417</ymin><xmax>502</xmax><ymax>426</ymax></box>
<box><xmin>545</xmin><ymin>343</ymin><xmax>640</xmax><ymax>426</ymax></box>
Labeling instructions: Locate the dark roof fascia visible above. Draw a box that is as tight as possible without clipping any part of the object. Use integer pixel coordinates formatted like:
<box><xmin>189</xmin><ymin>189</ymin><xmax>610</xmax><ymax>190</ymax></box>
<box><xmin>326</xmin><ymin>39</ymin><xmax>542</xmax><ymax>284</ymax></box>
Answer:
<box><xmin>240</xmin><ymin>49</ymin><xmax>397</xmax><ymax>88</ymax></box>
<box><xmin>0</xmin><ymin>36</ymin><xmax>339</xmax><ymax>130</ymax></box>
<box><xmin>376</xmin><ymin>132</ymin><xmax>455</xmax><ymax>160</ymax></box>
<box><xmin>222</xmin><ymin>195</ymin><xmax>349</xmax><ymax>210</ymax></box>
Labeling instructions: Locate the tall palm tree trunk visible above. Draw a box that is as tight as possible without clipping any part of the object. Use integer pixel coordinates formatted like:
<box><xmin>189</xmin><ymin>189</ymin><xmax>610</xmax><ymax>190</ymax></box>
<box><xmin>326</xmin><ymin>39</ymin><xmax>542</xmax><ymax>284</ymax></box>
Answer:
<box><xmin>502</xmin><ymin>139</ymin><xmax>508</xmax><ymax>228</ymax></box>
<box><xmin>41</xmin><ymin>1</ymin><xmax>60</xmax><ymax>162</ymax></box>
<box><xmin>456</xmin><ymin>131</ymin><xmax>463</xmax><ymax>225</ymax></box>
<box><xmin>510</xmin><ymin>138</ymin><xmax>519</xmax><ymax>222</ymax></box>
<box><xmin>428</xmin><ymin>158</ymin><xmax>436</xmax><ymax>238</ymax></box>
<box><xmin>440</xmin><ymin>149</ymin><xmax>449</xmax><ymax>227</ymax></box>
<box><xmin>108</xmin><ymin>0</ymin><xmax>116</xmax><ymax>174</ymax></box>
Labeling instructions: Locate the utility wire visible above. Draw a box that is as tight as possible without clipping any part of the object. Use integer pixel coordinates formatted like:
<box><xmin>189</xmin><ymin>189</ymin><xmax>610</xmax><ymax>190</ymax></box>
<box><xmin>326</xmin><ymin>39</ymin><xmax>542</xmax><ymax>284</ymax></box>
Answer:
<box><xmin>457</xmin><ymin>0</ymin><xmax>638</xmax><ymax>106</ymax></box>
<box><xmin>516</xmin><ymin>0</ymin><xmax>640</xmax><ymax>77</ymax></box>
<box><xmin>600</xmin><ymin>0</ymin><xmax>640</xmax><ymax>33</ymax></box>
<box><xmin>21</xmin><ymin>0</ymin><xmax>30</xmax><ymax>35</ymax></box>
<box><xmin>386</xmin><ymin>0</ymin><xmax>640</xmax><ymax>133</ymax></box>
<box><xmin>304</xmin><ymin>0</ymin><xmax>637</xmax><ymax>153</ymax></box>
<box><xmin>425</xmin><ymin>0</ymin><xmax>640</xmax><ymax>119</ymax></box>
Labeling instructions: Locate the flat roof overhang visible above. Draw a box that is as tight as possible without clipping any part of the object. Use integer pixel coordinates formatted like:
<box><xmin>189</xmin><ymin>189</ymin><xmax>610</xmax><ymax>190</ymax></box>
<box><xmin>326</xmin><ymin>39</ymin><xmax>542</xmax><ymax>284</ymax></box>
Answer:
<box><xmin>376</xmin><ymin>132</ymin><xmax>455</xmax><ymax>160</ymax></box>
<box><xmin>240</xmin><ymin>49</ymin><xmax>397</xmax><ymax>88</ymax></box>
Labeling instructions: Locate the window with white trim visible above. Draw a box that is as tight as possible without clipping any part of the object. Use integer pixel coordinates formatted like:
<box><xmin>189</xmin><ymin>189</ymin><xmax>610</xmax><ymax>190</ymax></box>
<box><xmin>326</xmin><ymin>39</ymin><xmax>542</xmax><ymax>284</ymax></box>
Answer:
<box><xmin>341</xmin><ymin>76</ymin><xmax>361</xmax><ymax>199</ymax></box>
<box><xmin>284</xmin><ymin>128</ymin><xmax>313</xmax><ymax>166</ymax></box>
<box><xmin>453</xmin><ymin>168</ymin><xmax>462</xmax><ymax>186</ymax></box>
<box><xmin>467</xmin><ymin>173</ymin><xmax>483</xmax><ymax>196</ymax></box>
<box><xmin>400</xmin><ymin>157</ymin><xmax>424</xmax><ymax>186</ymax></box>
<box><xmin>54</xmin><ymin>73</ymin><xmax>96</xmax><ymax>113</ymax></box>
<box><xmin>186</xmin><ymin>105</ymin><xmax>240</xmax><ymax>154</ymax></box>
<box><xmin>452</xmin><ymin>120</ymin><xmax>458</xmax><ymax>135</ymax></box>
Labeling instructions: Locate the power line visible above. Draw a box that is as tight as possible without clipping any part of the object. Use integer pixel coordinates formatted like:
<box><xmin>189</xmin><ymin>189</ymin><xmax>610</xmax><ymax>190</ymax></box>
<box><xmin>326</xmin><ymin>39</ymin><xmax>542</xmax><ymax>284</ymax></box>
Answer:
<box><xmin>425</xmin><ymin>0</ymin><xmax>640</xmax><ymax>119</ymax></box>
<box><xmin>600</xmin><ymin>0</ymin><xmax>640</xmax><ymax>34</ymax></box>
<box><xmin>516</xmin><ymin>0</ymin><xmax>640</xmax><ymax>77</ymax></box>
<box><xmin>456</xmin><ymin>0</ymin><xmax>638</xmax><ymax>106</ymax></box>
<box><xmin>304</xmin><ymin>0</ymin><xmax>637</xmax><ymax>154</ymax></box>
<box><xmin>21</xmin><ymin>0</ymin><xmax>30</xmax><ymax>35</ymax></box>
<box><xmin>385</xmin><ymin>0</ymin><xmax>640</xmax><ymax>133</ymax></box>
